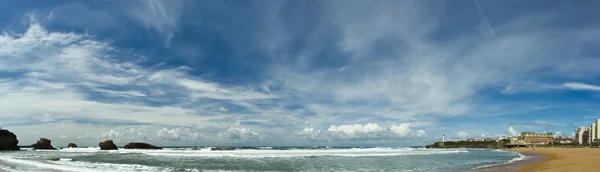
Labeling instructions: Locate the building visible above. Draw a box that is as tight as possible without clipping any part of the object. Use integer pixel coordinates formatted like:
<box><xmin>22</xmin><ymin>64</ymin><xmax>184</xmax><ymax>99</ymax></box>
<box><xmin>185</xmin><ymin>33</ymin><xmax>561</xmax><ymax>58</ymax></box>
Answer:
<box><xmin>466</xmin><ymin>138</ymin><xmax>486</xmax><ymax>142</ymax></box>
<box><xmin>588</xmin><ymin>119</ymin><xmax>600</xmax><ymax>144</ymax></box>
<box><xmin>554</xmin><ymin>137</ymin><xmax>575</xmax><ymax>144</ymax></box>
<box><xmin>518</xmin><ymin>132</ymin><xmax>553</xmax><ymax>145</ymax></box>
<box><xmin>576</xmin><ymin>126</ymin><xmax>591</xmax><ymax>144</ymax></box>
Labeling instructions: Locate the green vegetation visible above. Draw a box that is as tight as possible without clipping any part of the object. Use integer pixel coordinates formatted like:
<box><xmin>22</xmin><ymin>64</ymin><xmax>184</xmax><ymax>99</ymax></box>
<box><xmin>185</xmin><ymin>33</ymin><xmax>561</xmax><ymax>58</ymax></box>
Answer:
<box><xmin>426</xmin><ymin>140</ymin><xmax>509</xmax><ymax>149</ymax></box>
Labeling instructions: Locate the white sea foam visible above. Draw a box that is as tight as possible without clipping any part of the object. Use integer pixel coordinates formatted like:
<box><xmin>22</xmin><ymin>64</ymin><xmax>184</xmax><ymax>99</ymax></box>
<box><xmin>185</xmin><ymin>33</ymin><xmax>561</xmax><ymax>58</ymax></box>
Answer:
<box><xmin>0</xmin><ymin>164</ymin><xmax>19</xmax><ymax>172</ymax></box>
<box><xmin>0</xmin><ymin>156</ymin><xmax>102</xmax><ymax>172</ymax></box>
<box><xmin>0</xmin><ymin>155</ymin><xmax>165</xmax><ymax>172</ymax></box>
<box><xmin>46</xmin><ymin>160</ymin><xmax>166</xmax><ymax>172</ymax></box>
<box><xmin>140</xmin><ymin>148</ymin><xmax>468</xmax><ymax>158</ymax></box>
<box><xmin>472</xmin><ymin>152</ymin><xmax>528</xmax><ymax>169</ymax></box>
<box><xmin>58</xmin><ymin>147</ymin><xmax>101</xmax><ymax>153</ymax></box>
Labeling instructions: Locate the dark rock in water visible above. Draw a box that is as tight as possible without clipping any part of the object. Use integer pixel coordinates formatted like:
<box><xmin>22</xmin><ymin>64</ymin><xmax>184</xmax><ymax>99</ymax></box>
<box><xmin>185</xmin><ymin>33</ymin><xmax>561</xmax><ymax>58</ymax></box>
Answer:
<box><xmin>31</xmin><ymin>138</ymin><xmax>56</xmax><ymax>150</ymax></box>
<box><xmin>0</xmin><ymin>129</ymin><xmax>20</xmax><ymax>150</ymax></box>
<box><xmin>67</xmin><ymin>143</ymin><xmax>78</xmax><ymax>148</ymax></box>
<box><xmin>211</xmin><ymin>147</ymin><xmax>236</xmax><ymax>151</ymax></box>
<box><xmin>123</xmin><ymin>142</ymin><xmax>162</xmax><ymax>149</ymax></box>
<box><xmin>99</xmin><ymin>140</ymin><xmax>118</xmax><ymax>150</ymax></box>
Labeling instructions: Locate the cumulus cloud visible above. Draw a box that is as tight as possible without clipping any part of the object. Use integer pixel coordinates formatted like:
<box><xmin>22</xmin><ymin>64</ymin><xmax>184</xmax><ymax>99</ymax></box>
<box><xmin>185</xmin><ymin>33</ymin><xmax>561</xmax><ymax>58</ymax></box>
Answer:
<box><xmin>327</xmin><ymin>123</ymin><xmax>387</xmax><ymax>139</ymax></box>
<box><xmin>296</xmin><ymin>123</ymin><xmax>426</xmax><ymax>140</ymax></box>
<box><xmin>456</xmin><ymin>131</ymin><xmax>469</xmax><ymax>138</ymax></box>
<box><xmin>217</xmin><ymin>124</ymin><xmax>263</xmax><ymax>141</ymax></box>
<box><xmin>156</xmin><ymin>127</ymin><xmax>204</xmax><ymax>141</ymax></box>
<box><xmin>292</xmin><ymin>128</ymin><xmax>322</xmax><ymax>140</ymax></box>
<box><xmin>389</xmin><ymin>124</ymin><xmax>426</xmax><ymax>137</ymax></box>
<box><xmin>508</xmin><ymin>126</ymin><xmax>519</xmax><ymax>136</ymax></box>
<box><xmin>101</xmin><ymin>127</ymin><xmax>150</xmax><ymax>141</ymax></box>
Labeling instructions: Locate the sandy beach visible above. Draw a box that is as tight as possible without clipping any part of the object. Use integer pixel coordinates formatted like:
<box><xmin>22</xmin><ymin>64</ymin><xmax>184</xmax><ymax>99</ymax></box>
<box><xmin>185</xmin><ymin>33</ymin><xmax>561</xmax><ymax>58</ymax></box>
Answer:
<box><xmin>475</xmin><ymin>147</ymin><xmax>600</xmax><ymax>172</ymax></box>
<box><xmin>511</xmin><ymin>148</ymin><xmax>600</xmax><ymax>172</ymax></box>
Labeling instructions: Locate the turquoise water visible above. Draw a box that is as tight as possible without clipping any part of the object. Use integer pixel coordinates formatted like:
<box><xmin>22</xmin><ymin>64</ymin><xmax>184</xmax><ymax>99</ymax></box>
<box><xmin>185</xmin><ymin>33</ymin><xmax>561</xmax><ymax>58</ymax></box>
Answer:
<box><xmin>0</xmin><ymin>147</ymin><xmax>522</xmax><ymax>172</ymax></box>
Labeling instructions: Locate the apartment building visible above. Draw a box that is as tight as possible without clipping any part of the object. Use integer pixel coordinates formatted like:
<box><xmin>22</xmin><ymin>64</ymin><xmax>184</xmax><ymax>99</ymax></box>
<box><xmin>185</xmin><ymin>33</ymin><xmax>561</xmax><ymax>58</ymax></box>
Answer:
<box><xmin>576</xmin><ymin>126</ymin><xmax>590</xmax><ymax>144</ymax></box>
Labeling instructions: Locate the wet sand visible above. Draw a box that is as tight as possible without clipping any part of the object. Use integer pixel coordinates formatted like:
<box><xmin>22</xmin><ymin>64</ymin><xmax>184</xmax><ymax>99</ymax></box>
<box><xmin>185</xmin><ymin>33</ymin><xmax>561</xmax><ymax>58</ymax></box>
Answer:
<box><xmin>474</xmin><ymin>151</ymin><xmax>542</xmax><ymax>172</ymax></box>
<box><xmin>478</xmin><ymin>148</ymin><xmax>600</xmax><ymax>172</ymax></box>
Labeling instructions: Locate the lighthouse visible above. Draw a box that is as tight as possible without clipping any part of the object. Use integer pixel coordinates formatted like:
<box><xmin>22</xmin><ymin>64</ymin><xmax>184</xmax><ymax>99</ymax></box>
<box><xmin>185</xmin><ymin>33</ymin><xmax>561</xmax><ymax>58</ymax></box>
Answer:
<box><xmin>442</xmin><ymin>134</ymin><xmax>445</xmax><ymax>142</ymax></box>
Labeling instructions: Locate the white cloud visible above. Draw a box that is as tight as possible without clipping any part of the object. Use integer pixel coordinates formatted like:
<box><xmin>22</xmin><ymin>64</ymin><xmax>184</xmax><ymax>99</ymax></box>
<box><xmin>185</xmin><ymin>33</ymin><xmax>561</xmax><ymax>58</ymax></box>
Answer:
<box><xmin>156</xmin><ymin>127</ymin><xmax>204</xmax><ymax>141</ymax></box>
<box><xmin>320</xmin><ymin>123</ymin><xmax>426</xmax><ymax>140</ymax></box>
<box><xmin>1</xmin><ymin>1</ymin><xmax>599</xmax><ymax>146</ymax></box>
<box><xmin>128</xmin><ymin>0</ymin><xmax>183</xmax><ymax>45</ymax></box>
<box><xmin>217</xmin><ymin>124</ymin><xmax>263</xmax><ymax>141</ymax></box>
<box><xmin>0</xmin><ymin>21</ymin><xmax>279</xmax><ymax>130</ymax></box>
<box><xmin>389</xmin><ymin>123</ymin><xmax>426</xmax><ymax>138</ymax></box>
<box><xmin>293</xmin><ymin>128</ymin><xmax>321</xmax><ymax>140</ymax></box>
<box><xmin>456</xmin><ymin>131</ymin><xmax>468</xmax><ymax>138</ymax></box>
<box><xmin>508</xmin><ymin>126</ymin><xmax>519</xmax><ymax>136</ymax></box>
<box><xmin>563</xmin><ymin>82</ymin><xmax>600</xmax><ymax>91</ymax></box>
<box><xmin>94</xmin><ymin>89</ymin><xmax>147</xmax><ymax>97</ymax></box>
<box><xmin>327</xmin><ymin>123</ymin><xmax>387</xmax><ymax>139</ymax></box>
<box><xmin>59</xmin><ymin>135</ymin><xmax>69</xmax><ymax>139</ymax></box>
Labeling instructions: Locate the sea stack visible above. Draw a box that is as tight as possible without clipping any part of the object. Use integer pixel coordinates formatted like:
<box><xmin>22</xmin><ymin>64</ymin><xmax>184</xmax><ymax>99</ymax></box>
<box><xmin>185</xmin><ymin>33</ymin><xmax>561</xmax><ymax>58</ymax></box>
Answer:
<box><xmin>0</xmin><ymin>129</ymin><xmax>20</xmax><ymax>150</ymax></box>
<box><xmin>67</xmin><ymin>143</ymin><xmax>78</xmax><ymax>148</ymax></box>
<box><xmin>99</xmin><ymin>140</ymin><xmax>118</xmax><ymax>150</ymax></box>
<box><xmin>31</xmin><ymin>138</ymin><xmax>57</xmax><ymax>150</ymax></box>
<box><xmin>123</xmin><ymin>142</ymin><xmax>162</xmax><ymax>149</ymax></box>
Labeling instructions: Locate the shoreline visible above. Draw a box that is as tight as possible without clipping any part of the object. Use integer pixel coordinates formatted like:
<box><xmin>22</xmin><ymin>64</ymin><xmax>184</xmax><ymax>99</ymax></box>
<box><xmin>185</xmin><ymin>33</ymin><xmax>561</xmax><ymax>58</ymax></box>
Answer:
<box><xmin>473</xmin><ymin>150</ymin><xmax>542</xmax><ymax>172</ymax></box>
<box><xmin>489</xmin><ymin>147</ymin><xmax>600</xmax><ymax>172</ymax></box>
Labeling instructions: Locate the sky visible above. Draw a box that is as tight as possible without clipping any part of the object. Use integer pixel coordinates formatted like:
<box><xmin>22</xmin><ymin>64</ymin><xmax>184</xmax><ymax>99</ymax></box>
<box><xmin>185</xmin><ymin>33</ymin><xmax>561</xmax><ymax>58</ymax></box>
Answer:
<box><xmin>0</xmin><ymin>0</ymin><xmax>599</xmax><ymax>147</ymax></box>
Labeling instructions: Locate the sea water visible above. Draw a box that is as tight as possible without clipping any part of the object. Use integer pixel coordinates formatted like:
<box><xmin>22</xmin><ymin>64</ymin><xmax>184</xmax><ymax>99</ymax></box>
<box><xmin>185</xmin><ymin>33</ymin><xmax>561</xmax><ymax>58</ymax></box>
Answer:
<box><xmin>0</xmin><ymin>147</ymin><xmax>522</xmax><ymax>172</ymax></box>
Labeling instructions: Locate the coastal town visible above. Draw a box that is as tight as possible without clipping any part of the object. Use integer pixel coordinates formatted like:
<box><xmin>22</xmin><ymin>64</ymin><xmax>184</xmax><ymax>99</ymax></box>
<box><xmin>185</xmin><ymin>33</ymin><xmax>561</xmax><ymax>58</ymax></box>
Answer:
<box><xmin>431</xmin><ymin>119</ymin><xmax>600</xmax><ymax>148</ymax></box>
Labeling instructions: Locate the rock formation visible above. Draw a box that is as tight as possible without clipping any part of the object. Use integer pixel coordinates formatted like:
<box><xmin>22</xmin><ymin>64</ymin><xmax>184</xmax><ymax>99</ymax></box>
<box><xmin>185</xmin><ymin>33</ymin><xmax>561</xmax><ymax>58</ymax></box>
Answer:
<box><xmin>425</xmin><ymin>140</ymin><xmax>507</xmax><ymax>149</ymax></box>
<box><xmin>67</xmin><ymin>143</ymin><xmax>78</xmax><ymax>148</ymax></box>
<box><xmin>123</xmin><ymin>142</ymin><xmax>162</xmax><ymax>149</ymax></box>
<box><xmin>0</xmin><ymin>129</ymin><xmax>20</xmax><ymax>150</ymax></box>
<box><xmin>99</xmin><ymin>140</ymin><xmax>118</xmax><ymax>150</ymax></box>
<box><xmin>31</xmin><ymin>138</ymin><xmax>57</xmax><ymax>150</ymax></box>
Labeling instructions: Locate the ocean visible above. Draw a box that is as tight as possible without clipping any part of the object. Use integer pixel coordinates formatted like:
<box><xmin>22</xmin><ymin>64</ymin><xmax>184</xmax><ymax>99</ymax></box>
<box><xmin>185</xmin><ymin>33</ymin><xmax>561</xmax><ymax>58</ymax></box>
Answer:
<box><xmin>0</xmin><ymin>147</ymin><xmax>523</xmax><ymax>172</ymax></box>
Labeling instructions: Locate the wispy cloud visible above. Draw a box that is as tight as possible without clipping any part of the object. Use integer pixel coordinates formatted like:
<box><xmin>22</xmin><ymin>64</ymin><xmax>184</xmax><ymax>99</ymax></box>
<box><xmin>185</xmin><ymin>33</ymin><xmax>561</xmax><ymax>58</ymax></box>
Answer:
<box><xmin>473</xmin><ymin>0</ymin><xmax>495</xmax><ymax>37</ymax></box>
<box><xmin>1</xmin><ymin>0</ymin><xmax>599</xmax><ymax>146</ymax></box>
<box><xmin>128</xmin><ymin>0</ymin><xmax>183</xmax><ymax>45</ymax></box>
<box><xmin>563</xmin><ymin>82</ymin><xmax>600</xmax><ymax>91</ymax></box>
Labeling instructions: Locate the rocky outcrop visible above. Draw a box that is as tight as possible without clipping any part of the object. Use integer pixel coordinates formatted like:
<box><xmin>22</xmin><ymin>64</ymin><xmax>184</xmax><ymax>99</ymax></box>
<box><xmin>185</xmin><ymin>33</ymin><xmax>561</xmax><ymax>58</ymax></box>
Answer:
<box><xmin>31</xmin><ymin>138</ymin><xmax>56</xmax><ymax>150</ymax></box>
<box><xmin>426</xmin><ymin>140</ymin><xmax>507</xmax><ymax>149</ymax></box>
<box><xmin>99</xmin><ymin>140</ymin><xmax>118</xmax><ymax>150</ymax></box>
<box><xmin>123</xmin><ymin>142</ymin><xmax>162</xmax><ymax>149</ymax></box>
<box><xmin>425</xmin><ymin>142</ymin><xmax>445</xmax><ymax>148</ymax></box>
<box><xmin>67</xmin><ymin>143</ymin><xmax>78</xmax><ymax>148</ymax></box>
<box><xmin>0</xmin><ymin>129</ymin><xmax>20</xmax><ymax>150</ymax></box>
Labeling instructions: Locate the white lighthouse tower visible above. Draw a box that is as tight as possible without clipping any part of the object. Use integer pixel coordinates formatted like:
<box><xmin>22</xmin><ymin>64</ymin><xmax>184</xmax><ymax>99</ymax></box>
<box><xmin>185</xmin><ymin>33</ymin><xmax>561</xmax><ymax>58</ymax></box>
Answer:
<box><xmin>442</xmin><ymin>134</ymin><xmax>445</xmax><ymax>142</ymax></box>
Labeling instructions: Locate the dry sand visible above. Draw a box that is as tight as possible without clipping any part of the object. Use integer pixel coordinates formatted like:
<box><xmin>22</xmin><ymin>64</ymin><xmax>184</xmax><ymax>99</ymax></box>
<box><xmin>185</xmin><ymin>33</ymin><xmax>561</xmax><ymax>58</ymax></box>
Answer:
<box><xmin>513</xmin><ymin>147</ymin><xmax>600</xmax><ymax>172</ymax></box>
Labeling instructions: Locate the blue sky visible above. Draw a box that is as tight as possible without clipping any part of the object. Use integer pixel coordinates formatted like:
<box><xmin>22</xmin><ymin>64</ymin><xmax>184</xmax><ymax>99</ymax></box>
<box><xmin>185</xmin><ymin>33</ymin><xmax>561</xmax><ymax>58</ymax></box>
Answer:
<box><xmin>0</xmin><ymin>0</ymin><xmax>599</xmax><ymax>146</ymax></box>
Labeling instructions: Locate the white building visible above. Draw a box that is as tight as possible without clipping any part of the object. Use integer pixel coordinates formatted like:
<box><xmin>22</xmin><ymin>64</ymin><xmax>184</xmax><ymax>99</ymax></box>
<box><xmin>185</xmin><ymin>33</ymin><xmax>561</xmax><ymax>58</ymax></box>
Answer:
<box><xmin>589</xmin><ymin>119</ymin><xmax>600</xmax><ymax>144</ymax></box>
<box><xmin>577</xmin><ymin>126</ymin><xmax>591</xmax><ymax>144</ymax></box>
